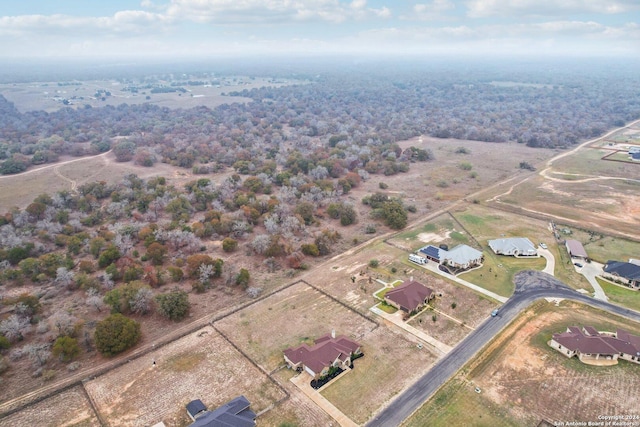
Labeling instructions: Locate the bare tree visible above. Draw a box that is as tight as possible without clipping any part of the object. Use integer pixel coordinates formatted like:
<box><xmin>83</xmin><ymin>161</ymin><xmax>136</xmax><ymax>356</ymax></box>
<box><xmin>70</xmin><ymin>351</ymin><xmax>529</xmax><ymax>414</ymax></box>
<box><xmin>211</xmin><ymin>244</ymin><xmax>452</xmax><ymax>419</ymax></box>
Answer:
<box><xmin>251</xmin><ymin>234</ymin><xmax>271</xmax><ymax>255</ymax></box>
<box><xmin>129</xmin><ymin>288</ymin><xmax>153</xmax><ymax>315</ymax></box>
<box><xmin>246</xmin><ymin>287</ymin><xmax>262</xmax><ymax>298</ymax></box>
<box><xmin>86</xmin><ymin>288</ymin><xmax>104</xmax><ymax>313</ymax></box>
<box><xmin>49</xmin><ymin>311</ymin><xmax>77</xmax><ymax>337</ymax></box>
<box><xmin>0</xmin><ymin>314</ymin><xmax>31</xmax><ymax>342</ymax></box>
<box><xmin>55</xmin><ymin>267</ymin><xmax>75</xmax><ymax>289</ymax></box>
<box><xmin>24</xmin><ymin>343</ymin><xmax>51</xmax><ymax>367</ymax></box>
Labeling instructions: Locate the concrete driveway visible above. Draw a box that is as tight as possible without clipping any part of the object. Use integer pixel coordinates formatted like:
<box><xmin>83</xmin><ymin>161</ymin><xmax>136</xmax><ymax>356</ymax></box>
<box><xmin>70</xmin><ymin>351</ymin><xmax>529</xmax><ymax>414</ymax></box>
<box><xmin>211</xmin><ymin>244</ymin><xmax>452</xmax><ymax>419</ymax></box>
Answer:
<box><xmin>537</xmin><ymin>247</ymin><xmax>555</xmax><ymax>275</ymax></box>
<box><xmin>577</xmin><ymin>261</ymin><xmax>608</xmax><ymax>301</ymax></box>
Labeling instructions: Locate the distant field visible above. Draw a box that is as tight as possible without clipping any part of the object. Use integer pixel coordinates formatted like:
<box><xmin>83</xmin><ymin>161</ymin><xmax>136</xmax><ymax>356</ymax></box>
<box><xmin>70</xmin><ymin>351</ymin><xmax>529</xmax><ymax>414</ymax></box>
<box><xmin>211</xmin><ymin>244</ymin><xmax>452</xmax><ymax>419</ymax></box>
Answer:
<box><xmin>0</xmin><ymin>76</ymin><xmax>303</xmax><ymax>113</ymax></box>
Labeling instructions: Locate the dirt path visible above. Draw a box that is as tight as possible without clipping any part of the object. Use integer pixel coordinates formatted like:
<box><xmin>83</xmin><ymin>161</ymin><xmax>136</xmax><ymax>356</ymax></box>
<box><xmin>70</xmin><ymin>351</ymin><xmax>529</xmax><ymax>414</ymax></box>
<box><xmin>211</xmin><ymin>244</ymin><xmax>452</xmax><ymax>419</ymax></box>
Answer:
<box><xmin>0</xmin><ymin>150</ymin><xmax>112</xmax><ymax>181</ymax></box>
<box><xmin>53</xmin><ymin>165</ymin><xmax>77</xmax><ymax>192</ymax></box>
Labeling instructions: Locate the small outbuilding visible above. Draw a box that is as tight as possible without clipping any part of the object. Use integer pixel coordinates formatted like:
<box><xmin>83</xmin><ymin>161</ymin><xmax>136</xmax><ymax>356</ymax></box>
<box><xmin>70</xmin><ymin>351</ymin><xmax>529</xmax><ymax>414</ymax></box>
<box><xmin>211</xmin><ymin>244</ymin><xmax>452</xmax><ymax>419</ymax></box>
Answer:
<box><xmin>565</xmin><ymin>239</ymin><xmax>588</xmax><ymax>260</ymax></box>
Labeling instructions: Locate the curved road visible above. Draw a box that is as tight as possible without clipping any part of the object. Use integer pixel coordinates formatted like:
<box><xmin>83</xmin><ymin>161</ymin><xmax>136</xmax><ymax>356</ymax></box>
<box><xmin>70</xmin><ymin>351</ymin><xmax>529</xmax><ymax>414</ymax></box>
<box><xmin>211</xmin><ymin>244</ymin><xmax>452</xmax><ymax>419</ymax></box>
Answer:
<box><xmin>367</xmin><ymin>271</ymin><xmax>640</xmax><ymax>427</ymax></box>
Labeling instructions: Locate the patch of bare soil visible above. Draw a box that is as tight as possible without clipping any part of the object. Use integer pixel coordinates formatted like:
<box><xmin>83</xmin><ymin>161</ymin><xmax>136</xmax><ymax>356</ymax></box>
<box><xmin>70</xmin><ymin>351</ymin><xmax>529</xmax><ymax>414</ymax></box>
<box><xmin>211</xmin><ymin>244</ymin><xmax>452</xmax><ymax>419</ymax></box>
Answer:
<box><xmin>0</xmin><ymin>385</ymin><xmax>99</xmax><ymax>427</ymax></box>
<box><xmin>472</xmin><ymin>304</ymin><xmax>640</xmax><ymax>424</ymax></box>
<box><xmin>409</xmin><ymin>314</ymin><xmax>470</xmax><ymax>347</ymax></box>
<box><xmin>84</xmin><ymin>326</ymin><xmax>285</xmax><ymax>427</ymax></box>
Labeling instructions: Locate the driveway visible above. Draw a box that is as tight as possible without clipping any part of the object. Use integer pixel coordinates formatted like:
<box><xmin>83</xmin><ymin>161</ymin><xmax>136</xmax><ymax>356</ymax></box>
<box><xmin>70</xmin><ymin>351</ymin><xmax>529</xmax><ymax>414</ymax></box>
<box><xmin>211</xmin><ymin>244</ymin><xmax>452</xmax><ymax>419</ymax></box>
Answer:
<box><xmin>537</xmin><ymin>248</ymin><xmax>555</xmax><ymax>275</ymax></box>
<box><xmin>577</xmin><ymin>261</ymin><xmax>608</xmax><ymax>301</ymax></box>
<box><xmin>290</xmin><ymin>371</ymin><xmax>358</xmax><ymax>427</ymax></box>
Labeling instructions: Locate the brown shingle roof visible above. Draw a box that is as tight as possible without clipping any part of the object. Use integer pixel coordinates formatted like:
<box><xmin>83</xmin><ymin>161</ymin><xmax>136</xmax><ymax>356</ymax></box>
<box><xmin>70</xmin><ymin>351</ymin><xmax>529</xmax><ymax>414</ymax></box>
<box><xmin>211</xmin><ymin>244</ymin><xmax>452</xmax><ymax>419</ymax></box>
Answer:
<box><xmin>553</xmin><ymin>326</ymin><xmax>640</xmax><ymax>357</ymax></box>
<box><xmin>384</xmin><ymin>280</ymin><xmax>434</xmax><ymax>312</ymax></box>
<box><xmin>284</xmin><ymin>334</ymin><xmax>360</xmax><ymax>375</ymax></box>
<box><xmin>566</xmin><ymin>239</ymin><xmax>588</xmax><ymax>258</ymax></box>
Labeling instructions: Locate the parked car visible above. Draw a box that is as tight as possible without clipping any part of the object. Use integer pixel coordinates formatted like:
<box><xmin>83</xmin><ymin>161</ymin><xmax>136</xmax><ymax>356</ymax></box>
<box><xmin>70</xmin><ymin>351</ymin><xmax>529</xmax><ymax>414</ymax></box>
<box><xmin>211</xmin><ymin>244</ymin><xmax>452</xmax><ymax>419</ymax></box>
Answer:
<box><xmin>491</xmin><ymin>309</ymin><xmax>499</xmax><ymax>317</ymax></box>
<box><xmin>574</xmin><ymin>262</ymin><xmax>583</xmax><ymax>268</ymax></box>
<box><xmin>539</xmin><ymin>243</ymin><xmax>548</xmax><ymax>249</ymax></box>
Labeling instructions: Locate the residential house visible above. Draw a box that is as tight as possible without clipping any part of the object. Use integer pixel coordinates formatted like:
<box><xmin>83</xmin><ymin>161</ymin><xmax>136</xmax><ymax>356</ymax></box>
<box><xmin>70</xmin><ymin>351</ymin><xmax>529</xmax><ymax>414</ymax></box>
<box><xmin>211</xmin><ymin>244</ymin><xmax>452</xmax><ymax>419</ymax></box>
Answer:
<box><xmin>549</xmin><ymin>326</ymin><xmax>640</xmax><ymax>365</ymax></box>
<box><xmin>284</xmin><ymin>331</ymin><xmax>361</xmax><ymax>379</ymax></box>
<box><xmin>384</xmin><ymin>280</ymin><xmax>435</xmax><ymax>313</ymax></box>
<box><xmin>186</xmin><ymin>396</ymin><xmax>256</xmax><ymax>427</ymax></box>
<box><xmin>488</xmin><ymin>237</ymin><xmax>537</xmax><ymax>257</ymax></box>
<box><xmin>602</xmin><ymin>261</ymin><xmax>640</xmax><ymax>289</ymax></box>
<box><xmin>418</xmin><ymin>244</ymin><xmax>483</xmax><ymax>269</ymax></box>
<box><xmin>565</xmin><ymin>239</ymin><xmax>588</xmax><ymax>260</ymax></box>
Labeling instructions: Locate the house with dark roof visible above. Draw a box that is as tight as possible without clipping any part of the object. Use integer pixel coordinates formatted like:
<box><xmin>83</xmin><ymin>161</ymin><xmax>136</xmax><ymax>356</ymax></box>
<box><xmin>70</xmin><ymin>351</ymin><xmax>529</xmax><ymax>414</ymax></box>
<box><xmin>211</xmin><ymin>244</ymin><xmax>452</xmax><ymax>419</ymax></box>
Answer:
<box><xmin>602</xmin><ymin>261</ymin><xmax>640</xmax><ymax>289</ymax></box>
<box><xmin>565</xmin><ymin>239</ymin><xmax>588</xmax><ymax>260</ymax></box>
<box><xmin>549</xmin><ymin>326</ymin><xmax>640</xmax><ymax>365</ymax></box>
<box><xmin>384</xmin><ymin>280</ymin><xmax>435</xmax><ymax>314</ymax></box>
<box><xmin>488</xmin><ymin>237</ymin><xmax>537</xmax><ymax>257</ymax></box>
<box><xmin>283</xmin><ymin>331</ymin><xmax>361</xmax><ymax>378</ymax></box>
<box><xmin>418</xmin><ymin>244</ymin><xmax>483</xmax><ymax>269</ymax></box>
<box><xmin>186</xmin><ymin>396</ymin><xmax>256</xmax><ymax>427</ymax></box>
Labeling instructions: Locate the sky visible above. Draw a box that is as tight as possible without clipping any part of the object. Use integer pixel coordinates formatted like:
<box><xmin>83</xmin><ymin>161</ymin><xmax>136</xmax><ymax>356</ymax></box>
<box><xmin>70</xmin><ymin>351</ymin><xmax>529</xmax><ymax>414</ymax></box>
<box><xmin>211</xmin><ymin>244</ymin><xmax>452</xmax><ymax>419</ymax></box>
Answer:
<box><xmin>1</xmin><ymin>0</ymin><xmax>639</xmax><ymax>60</ymax></box>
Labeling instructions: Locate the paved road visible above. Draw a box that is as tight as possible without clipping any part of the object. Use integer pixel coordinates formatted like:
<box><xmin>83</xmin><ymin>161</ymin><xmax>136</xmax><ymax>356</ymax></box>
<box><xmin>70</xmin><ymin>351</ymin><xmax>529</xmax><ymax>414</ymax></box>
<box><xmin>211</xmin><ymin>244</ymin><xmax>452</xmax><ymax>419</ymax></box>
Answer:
<box><xmin>367</xmin><ymin>271</ymin><xmax>640</xmax><ymax>427</ymax></box>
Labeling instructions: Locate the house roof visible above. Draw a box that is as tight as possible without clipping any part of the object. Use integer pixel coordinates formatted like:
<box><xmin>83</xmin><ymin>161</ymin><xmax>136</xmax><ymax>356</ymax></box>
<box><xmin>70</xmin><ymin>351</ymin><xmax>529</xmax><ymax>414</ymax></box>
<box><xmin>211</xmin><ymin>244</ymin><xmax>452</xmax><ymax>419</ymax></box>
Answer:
<box><xmin>187</xmin><ymin>399</ymin><xmax>207</xmax><ymax>419</ymax></box>
<box><xmin>552</xmin><ymin>326</ymin><xmax>640</xmax><ymax>357</ymax></box>
<box><xmin>488</xmin><ymin>237</ymin><xmax>536</xmax><ymax>254</ymax></box>
<box><xmin>189</xmin><ymin>396</ymin><xmax>255</xmax><ymax>427</ymax></box>
<box><xmin>419</xmin><ymin>245</ymin><xmax>441</xmax><ymax>261</ymax></box>
<box><xmin>284</xmin><ymin>334</ymin><xmax>360</xmax><ymax>375</ymax></box>
<box><xmin>384</xmin><ymin>280</ymin><xmax>434</xmax><ymax>312</ymax></box>
<box><xmin>565</xmin><ymin>239</ymin><xmax>588</xmax><ymax>258</ymax></box>
<box><xmin>604</xmin><ymin>261</ymin><xmax>640</xmax><ymax>281</ymax></box>
<box><xmin>443</xmin><ymin>244</ymin><xmax>483</xmax><ymax>265</ymax></box>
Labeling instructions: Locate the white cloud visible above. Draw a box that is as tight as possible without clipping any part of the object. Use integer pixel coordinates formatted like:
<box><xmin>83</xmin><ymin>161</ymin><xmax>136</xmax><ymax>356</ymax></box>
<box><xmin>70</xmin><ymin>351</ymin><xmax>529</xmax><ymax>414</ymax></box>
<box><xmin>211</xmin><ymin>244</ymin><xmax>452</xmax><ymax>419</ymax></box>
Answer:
<box><xmin>164</xmin><ymin>0</ymin><xmax>391</xmax><ymax>24</ymax></box>
<box><xmin>466</xmin><ymin>0</ymin><xmax>640</xmax><ymax>18</ymax></box>
<box><xmin>405</xmin><ymin>0</ymin><xmax>456</xmax><ymax>21</ymax></box>
<box><xmin>0</xmin><ymin>11</ymin><xmax>173</xmax><ymax>37</ymax></box>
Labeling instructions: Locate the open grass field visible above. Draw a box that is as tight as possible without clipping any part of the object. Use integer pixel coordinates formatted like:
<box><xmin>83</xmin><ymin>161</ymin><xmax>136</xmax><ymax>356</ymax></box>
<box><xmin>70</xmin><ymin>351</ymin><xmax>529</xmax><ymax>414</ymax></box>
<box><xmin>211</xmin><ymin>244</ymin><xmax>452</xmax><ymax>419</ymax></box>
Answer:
<box><xmin>597</xmin><ymin>278</ymin><xmax>640</xmax><ymax>312</ymax></box>
<box><xmin>320</xmin><ymin>326</ymin><xmax>438</xmax><ymax>425</ymax></box>
<box><xmin>478</xmin><ymin>129</ymin><xmax>640</xmax><ymax>240</ymax></box>
<box><xmin>402</xmin><ymin>377</ymin><xmax>521</xmax><ymax>427</ymax></box>
<box><xmin>83</xmin><ymin>326</ymin><xmax>286</xmax><ymax>427</ymax></box>
<box><xmin>0</xmin><ymin>151</ymin><xmax>193</xmax><ymax>209</ymax></box>
<box><xmin>0</xmin><ymin>77</ymin><xmax>300</xmax><ymax>113</ymax></box>
<box><xmin>459</xmin><ymin>255</ymin><xmax>546</xmax><ymax>296</ymax></box>
<box><xmin>408</xmin><ymin>312</ymin><xmax>471</xmax><ymax>347</ymax></box>
<box><xmin>0</xmin><ymin>385</ymin><xmax>100</xmax><ymax>427</ymax></box>
<box><xmin>214</xmin><ymin>281</ymin><xmax>378</xmax><ymax>372</ymax></box>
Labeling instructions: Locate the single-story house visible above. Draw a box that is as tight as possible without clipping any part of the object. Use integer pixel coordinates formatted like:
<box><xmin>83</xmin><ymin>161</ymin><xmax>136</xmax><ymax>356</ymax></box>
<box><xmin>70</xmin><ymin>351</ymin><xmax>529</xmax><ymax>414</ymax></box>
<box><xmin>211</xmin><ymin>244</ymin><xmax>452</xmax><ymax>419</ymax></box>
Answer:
<box><xmin>187</xmin><ymin>396</ymin><xmax>256</xmax><ymax>427</ymax></box>
<box><xmin>488</xmin><ymin>237</ymin><xmax>537</xmax><ymax>257</ymax></box>
<box><xmin>284</xmin><ymin>331</ymin><xmax>361</xmax><ymax>378</ymax></box>
<box><xmin>384</xmin><ymin>280</ymin><xmax>435</xmax><ymax>313</ymax></box>
<box><xmin>549</xmin><ymin>326</ymin><xmax>640</xmax><ymax>365</ymax></box>
<box><xmin>602</xmin><ymin>261</ymin><xmax>640</xmax><ymax>289</ymax></box>
<box><xmin>629</xmin><ymin>146</ymin><xmax>640</xmax><ymax>154</ymax></box>
<box><xmin>418</xmin><ymin>244</ymin><xmax>483</xmax><ymax>269</ymax></box>
<box><xmin>631</xmin><ymin>152</ymin><xmax>640</xmax><ymax>161</ymax></box>
<box><xmin>565</xmin><ymin>239</ymin><xmax>588</xmax><ymax>260</ymax></box>
<box><xmin>443</xmin><ymin>245</ymin><xmax>483</xmax><ymax>269</ymax></box>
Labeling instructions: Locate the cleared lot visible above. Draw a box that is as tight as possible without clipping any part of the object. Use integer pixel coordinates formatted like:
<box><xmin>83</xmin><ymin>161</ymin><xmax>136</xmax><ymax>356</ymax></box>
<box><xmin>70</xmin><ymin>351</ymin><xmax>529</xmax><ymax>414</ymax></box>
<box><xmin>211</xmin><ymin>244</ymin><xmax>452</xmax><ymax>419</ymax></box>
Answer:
<box><xmin>84</xmin><ymin>326</ymin><xmax>285</xmax><ymax>427</ymax></box>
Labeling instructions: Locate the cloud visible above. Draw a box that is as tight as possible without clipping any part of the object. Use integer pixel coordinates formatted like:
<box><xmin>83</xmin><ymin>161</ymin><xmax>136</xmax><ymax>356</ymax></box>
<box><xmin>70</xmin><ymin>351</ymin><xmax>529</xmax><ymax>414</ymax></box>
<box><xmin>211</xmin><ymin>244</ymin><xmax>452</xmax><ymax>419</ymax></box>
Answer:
<box><xmin>0</xmin><ymin>11</ymin><xmax>173</xmax><ymax>38</ymax></box>
<box><xmin>163</xmin><ymin>0</ymin><xmax>391</xmax><ymax>24</ymax></box>
<box><xmin>403</xmin><ymin>0</ymin><xmax>456</xmax><ymax>21</ymax></box>
<box><xmin>466</xmin><ymin>0</ymin><xmax>640</xmax><ymax>19</ymax></box>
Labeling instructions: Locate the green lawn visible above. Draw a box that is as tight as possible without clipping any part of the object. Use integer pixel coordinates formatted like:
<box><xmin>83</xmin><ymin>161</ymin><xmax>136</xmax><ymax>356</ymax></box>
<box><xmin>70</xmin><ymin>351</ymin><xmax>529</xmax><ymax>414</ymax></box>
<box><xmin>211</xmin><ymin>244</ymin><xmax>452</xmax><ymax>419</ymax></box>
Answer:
<box><xmin>376</xmin><ymin>301</ymin><xmax>398</xmax><ymax>314</ymax></box>
<box><xmin>459</xmin><ymin>255</ymin><xmax>546</xmax><ymax>297</ymax></box>
<box><xmin>403</xmin><ymin>378</ymin><xmax>522</xmax><ymax>427</ymax></box>
<box><xmin>584</xmin><ymin>236</ymin><xmax>640</xmax><ymax>264</ymax></box>
<box><xmin>598</xmin><ymin>278</ymin><xmax>640</xmax><ymax>312</ymax></box>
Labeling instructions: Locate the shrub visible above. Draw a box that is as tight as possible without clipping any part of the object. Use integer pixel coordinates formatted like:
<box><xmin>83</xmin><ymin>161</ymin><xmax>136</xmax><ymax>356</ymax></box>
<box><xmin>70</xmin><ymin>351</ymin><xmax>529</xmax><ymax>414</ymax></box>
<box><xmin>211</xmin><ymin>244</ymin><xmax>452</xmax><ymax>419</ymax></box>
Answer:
<box><xmin>459</xmin><ymin>162</ymin><xmax>473</xmax><ymax>171</ymax></box>
<box><xmin>52</xmin><ymin>336</ymin><xmax>81</xmax><ymax>362</ymax></box>
<box><xmin>222</xmin><ymin>237</ymin><xmax>238</xmax><ymax>253</ymax></box>
<box><xmin>235</xmin><ymin>268</ymin><xmax>250</xmax><ymax>288</ymax></box>
<box><xmin>369</xmin><ymin>259</ymin><xmax>379</xmax><ymax>268</ymax></box>
<box><xmin>155</xmin><ymin>290</ymin><xmax>189</xmax><ymax>321</ymax></box>
<box><xmin>301</xmin><ymin>243</ymin><xmax>320</xmax><ymax>257</ymax></box>
<box><xmin>94</xmin><ymin>314</ymin><xmax>141</xmax><ymax>357</ymax></box>
<box><xmin>378</xmin><ymin>182</ymin><xmax>388</xmax><ymax>189</ymax></box>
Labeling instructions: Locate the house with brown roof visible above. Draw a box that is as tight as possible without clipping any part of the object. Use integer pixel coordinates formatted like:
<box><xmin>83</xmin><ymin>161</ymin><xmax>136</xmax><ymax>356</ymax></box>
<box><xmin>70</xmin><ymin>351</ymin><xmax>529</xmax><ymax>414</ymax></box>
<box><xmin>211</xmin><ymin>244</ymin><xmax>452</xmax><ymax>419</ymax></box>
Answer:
<box><xmin>549</xmin><ymin>326</ymin><xmax>640</xmax><ymax>365</ymax></box>
<box><xmin>283</xmin><ymin>331</ymin><xmax>361</xmax><ymax>378</ymax></box>
<box><xmin>565</xmin><ymin>239</ymin><xmax>588</xmax><ymax>260</ymax></box>
<box><xmin>384</xmin><ymin>280</ymin><xmax>435</xmax><ymax>314</ymax></box>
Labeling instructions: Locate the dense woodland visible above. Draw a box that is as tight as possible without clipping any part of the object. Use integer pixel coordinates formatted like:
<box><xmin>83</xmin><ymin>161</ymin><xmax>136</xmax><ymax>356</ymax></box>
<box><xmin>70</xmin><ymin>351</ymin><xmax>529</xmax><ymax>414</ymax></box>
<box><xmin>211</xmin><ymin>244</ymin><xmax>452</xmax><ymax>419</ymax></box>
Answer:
<box><xmin>1</xmin><ymin>60</ymin><xmax>640</xmax><ymax>386</ymax></box>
